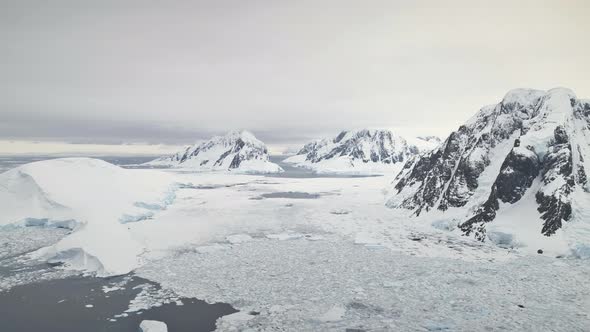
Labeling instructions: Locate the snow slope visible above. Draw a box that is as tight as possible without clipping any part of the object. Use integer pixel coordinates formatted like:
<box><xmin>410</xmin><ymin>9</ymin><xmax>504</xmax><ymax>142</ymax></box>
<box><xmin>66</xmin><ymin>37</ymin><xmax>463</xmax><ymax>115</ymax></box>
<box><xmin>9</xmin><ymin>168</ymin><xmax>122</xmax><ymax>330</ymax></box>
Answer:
<box><xmin>0</xmin><ymin>158</ymin><xmax>179</xmax><ymax>276</ymax></box>
<box><xmin>283</xmin><ymin>129</ymin><xmax>439</xmax><ymax>175</ymax></box>
<box><xmin>146</xmin><ymin>130</ymin><xmax>282</xmax><ymax>174</ymax></box>
<box><xmin>388</xmin><ymin>88</ymin><xmax>590</xmax><ymax>256</ymax></box>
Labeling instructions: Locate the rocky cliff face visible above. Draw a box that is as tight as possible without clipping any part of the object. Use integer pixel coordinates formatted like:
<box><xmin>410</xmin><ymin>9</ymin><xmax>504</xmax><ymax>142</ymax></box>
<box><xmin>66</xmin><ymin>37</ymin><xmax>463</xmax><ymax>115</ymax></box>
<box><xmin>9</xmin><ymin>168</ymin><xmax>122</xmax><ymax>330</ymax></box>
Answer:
<box><xmin>147</xmin><ymin>130</ymin><xmax>282</xmax><ymax>173</ymax></box>
<box><xmin>388</xmin><ymin>88</ymin><xmax>590</xmax><ymax>242</ymax></box>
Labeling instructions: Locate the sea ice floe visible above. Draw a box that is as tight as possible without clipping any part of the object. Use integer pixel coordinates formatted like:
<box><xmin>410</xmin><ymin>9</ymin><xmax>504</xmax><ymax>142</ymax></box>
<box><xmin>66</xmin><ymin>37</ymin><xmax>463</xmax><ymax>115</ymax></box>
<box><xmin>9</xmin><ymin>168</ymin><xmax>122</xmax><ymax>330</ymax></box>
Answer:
<box><xmin>226</xmin><ymin>234</ymin><xmax>253</xmax><ymax>244</ymax></box>
<box><xmin>318</xmin><ymin>305</ymin><xmax>346</xmax><ymax>322</ymax></box>
<box><xmin>353</xmin><ymin>232</ymin><xmax>381</xmax><ymax>245</ymax></box>
<box><xmin>125</xmin><ymin>283</ymin><xmax>181</xmax><ymax>313</ymax></box>
<box><xmin>265</xmin><ymin>232</ymin><xmax>305</xmax><ymax>241</ymax></box>
<box><xmin>139</xmin><ymin>320</ymin><xmax>168</xmax><ymax>332</ymax></box>
<box><xmin>194</xmin><ymin>244</ymin><xmax>228</xmax><ymax>254</ymax></box>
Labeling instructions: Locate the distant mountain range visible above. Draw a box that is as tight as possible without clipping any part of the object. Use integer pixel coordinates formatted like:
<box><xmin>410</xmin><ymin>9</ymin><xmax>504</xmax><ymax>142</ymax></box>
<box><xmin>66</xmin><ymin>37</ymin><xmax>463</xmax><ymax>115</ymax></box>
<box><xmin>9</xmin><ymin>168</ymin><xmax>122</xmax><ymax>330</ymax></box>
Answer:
<box><xmin>283</xmin><ymin>129</ymin><xmax>440</xmax><ymax>174</ymax></box>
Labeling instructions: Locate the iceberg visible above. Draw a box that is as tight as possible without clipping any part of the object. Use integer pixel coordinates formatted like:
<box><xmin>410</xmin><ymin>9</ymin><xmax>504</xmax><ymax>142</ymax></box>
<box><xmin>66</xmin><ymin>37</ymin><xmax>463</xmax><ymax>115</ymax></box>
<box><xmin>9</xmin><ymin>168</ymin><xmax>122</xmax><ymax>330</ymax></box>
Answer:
<box><xmin>0</xmin><ymin>158</ymin><xmax>179</xmax><ymax>276</ymax></box>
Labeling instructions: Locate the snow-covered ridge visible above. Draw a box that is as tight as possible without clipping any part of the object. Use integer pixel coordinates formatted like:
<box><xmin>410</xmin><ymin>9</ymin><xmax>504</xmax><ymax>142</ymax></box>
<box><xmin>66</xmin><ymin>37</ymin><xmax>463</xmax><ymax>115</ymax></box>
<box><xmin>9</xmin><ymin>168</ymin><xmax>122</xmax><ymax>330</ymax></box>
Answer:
<box><xmin>146</xmin><ymin>130</ymin><xmax>282</xmax><ymax>174</ymax></box>
<box><xmin>0</xmin><ymin>158</ymin><xmax>179</xmax><ymax>276</ymax></box>
<box><xmin>283</xmin><ymin>129</ymin><xmax>440</xmax><ymax>174</ymax></box>
<box><xmin>387</xmin><ymin>87</ymin><xmax>590</xmax><ymax>256</ymax></box>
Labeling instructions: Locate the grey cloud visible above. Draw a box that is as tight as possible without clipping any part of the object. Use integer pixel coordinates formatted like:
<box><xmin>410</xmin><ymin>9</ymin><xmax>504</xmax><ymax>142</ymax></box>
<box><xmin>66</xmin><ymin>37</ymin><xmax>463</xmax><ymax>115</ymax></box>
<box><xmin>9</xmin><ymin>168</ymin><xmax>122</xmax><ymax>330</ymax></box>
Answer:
<box><xmin>0</xmin><ymin>110</ymin><xmax>332</xmax><ymax>145</ymax></box>
<box><xmin>1</xmin><ymin>0</ymin><xmax>589</xmax><ymax>147</ymax></box>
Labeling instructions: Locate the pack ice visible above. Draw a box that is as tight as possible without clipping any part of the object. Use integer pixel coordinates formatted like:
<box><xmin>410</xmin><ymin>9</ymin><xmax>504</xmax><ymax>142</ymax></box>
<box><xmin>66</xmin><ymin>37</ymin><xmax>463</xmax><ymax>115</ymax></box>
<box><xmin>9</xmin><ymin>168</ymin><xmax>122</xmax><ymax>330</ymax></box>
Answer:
<box><xmin>0</xmin><ymin>158</ymin><xmax>179</xmax><ymax>276</ymax></box>
<box><xmin>388</xmin><ymin>88</ymin><xmax>590</xmax><ymax>257</ymax></box>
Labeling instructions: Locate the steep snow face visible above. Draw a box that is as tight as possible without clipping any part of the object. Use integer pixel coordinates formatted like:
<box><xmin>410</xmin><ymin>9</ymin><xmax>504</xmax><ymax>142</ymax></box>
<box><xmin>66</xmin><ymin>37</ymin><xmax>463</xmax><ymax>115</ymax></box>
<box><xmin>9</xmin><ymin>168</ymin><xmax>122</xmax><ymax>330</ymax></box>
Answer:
<box><xmin>283</xmin><ymin>129</ymin><xmax>438</xmax><ymax>174</ymax></box>
<box><xmin>0</xmin><ymin>158</ymin><xmax>179</xmax><ymax>276</ymax></box>
<box><xmin>147</xmin><ymin>130</ymin><xmax>282</xmax><ymax>173</ymax></box>
<box><xmin>388</xmin><ymin>88</ymin><xmax>590</xmax><ymax>253</ymax></box>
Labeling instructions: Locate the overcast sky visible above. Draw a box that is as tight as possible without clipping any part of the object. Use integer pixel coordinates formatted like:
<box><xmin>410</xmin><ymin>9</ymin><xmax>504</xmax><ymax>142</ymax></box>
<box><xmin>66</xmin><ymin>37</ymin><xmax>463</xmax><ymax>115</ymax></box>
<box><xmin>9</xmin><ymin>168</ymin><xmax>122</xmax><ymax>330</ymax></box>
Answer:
<box><xmin>1</xmin><ymin>0</ymin><xmax>589</xmax><ymax>153</ymax></box>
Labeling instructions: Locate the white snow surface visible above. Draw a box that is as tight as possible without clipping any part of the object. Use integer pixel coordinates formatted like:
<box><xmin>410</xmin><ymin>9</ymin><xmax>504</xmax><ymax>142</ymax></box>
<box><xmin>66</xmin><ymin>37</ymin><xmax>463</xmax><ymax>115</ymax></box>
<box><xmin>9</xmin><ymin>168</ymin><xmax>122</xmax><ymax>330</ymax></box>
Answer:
<box><xmin>145</xmin><ymin>130</ymin><xmax>282</xmax><ymax>174</ymax></box>
<box><xmin>283</xmin><ymin>129</ymin><xmax>438</xmax><ymax>175</ymax></box>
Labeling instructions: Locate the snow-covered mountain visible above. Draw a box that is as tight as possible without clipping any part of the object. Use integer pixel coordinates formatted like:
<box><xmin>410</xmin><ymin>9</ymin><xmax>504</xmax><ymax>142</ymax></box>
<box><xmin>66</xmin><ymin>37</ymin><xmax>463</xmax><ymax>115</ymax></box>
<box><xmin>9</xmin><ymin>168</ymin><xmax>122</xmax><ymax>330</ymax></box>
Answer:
<box><xmin>283</xmin><ymin>129</ymin><xmax>440</xmax><ymax>174</ymax></box>
<box><xmin>387</xmin><ymin>88</ymin><xmax>590</xmax><ymax>254</ymax></box>
<box><xmin>147</xmin><ymin>130</ymin><xmax>283</xmax><ymax>173</ymax></box>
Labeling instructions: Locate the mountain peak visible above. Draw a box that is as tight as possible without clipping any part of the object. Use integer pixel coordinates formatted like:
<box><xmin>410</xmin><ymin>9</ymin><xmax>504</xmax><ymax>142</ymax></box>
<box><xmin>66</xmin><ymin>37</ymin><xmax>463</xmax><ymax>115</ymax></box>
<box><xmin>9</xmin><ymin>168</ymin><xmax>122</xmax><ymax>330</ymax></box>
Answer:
<box><xmin>284</xmin><ymin>128</ymin><xmax>437</xmax><ymax>175</ymax></box>
<box><xmin>223</xmin><ymin>130</ymin><xmax>259</xmax><ymax>144</ymax></box>
<box><xmin>146</xmin><ymin>130</ymin><xmax>282</xmax><ymax>173</ymax></box>
<box><xmin>387</xmin><ymin>87</ymin><xmax>590</xmax><ymax>254</ymax></box>
<box><xmin>500</xmin><ymin>88</ymin><xmax>577</xmax><ymax>113</ymax></box>
<box><xmin>501</xmin><ymin>88</ymin><xmax>545</xmax><ymax>106</ymax></box>
<box><xmin>547</xmin><ymin>87</ymin><xmax>576</xmax><ymax>98</ymax></box>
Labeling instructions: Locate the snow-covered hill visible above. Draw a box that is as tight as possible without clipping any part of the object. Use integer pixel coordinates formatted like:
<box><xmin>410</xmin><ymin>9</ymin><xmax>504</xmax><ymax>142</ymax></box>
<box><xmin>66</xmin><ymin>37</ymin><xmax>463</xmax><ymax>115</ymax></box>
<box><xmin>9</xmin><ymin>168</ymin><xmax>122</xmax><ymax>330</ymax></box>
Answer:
<box><xmin>283</xmin><ymin>129</ymin><xmax>439</xmax><ymax>174</ymax></box>
<box><xmin>147</xmin><ymin>130</ymin><xmax>282</xmax><ymax>173</ymax></box>
<box><xmin>387</xmin><ymin>88</ymin><xmax>590</xmax><ymax>256</ymax></box>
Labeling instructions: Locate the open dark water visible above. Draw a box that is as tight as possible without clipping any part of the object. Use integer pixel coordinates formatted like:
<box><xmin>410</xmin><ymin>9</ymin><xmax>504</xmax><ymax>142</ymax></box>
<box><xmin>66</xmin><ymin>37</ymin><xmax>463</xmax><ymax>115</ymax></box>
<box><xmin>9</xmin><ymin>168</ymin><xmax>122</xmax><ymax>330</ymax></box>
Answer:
<box><xmin>0</xmin><ymin>226</ymin><xmax>237</xmax><ymax>332</ymax></box>
<box><xmin>0</xmin><ymin>273</ymin><xmax>236</xmax><ymax>332</ymax></box>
